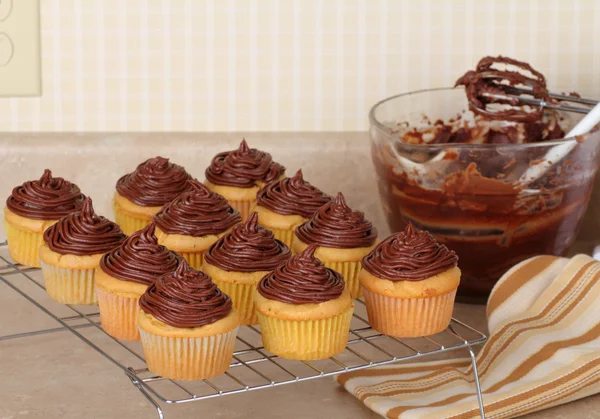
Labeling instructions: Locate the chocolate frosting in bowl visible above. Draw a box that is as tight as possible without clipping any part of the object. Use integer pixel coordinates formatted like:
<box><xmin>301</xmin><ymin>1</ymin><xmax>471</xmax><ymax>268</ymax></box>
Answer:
<box><xmin>257</xmin><ymin>244</ymin><xmax>345</xmax><ymax>304</ymax></box>
<box><xmin>256</xmin><ymin>169</ymin><xmax>333</xmax><ymax>218</ymax></box>
<box><xmin>152</xmin><ymin>180</ymin><xmax>241</xmax><ymax>237</ymax></box>
<box><xmin>100</xmin><ymin>223</ymin><xmax>181</xmax><ymax>286</ymax></box>
<box><xmin>6</xmin><ymin>169</ymin><xmax>86</xmax><ymax>220</ymax></box>
<box><xmin>205</xmin><ymin>139</ymin><xmax>285</xmax><ymax>188</ymax></box>
<box><xmin>116</xmin><ymin>156</ymin><xmax>194</xmax><ymax>207</ymax></box>
<box><xmin>295</xmin><ymin>193</ymin><xmax>378</xmax><ymax>248</ymax></box>
<box><xmin>204</xmin><ymin>212</ymin><xmax>291</xmax><ymax>272</ymax></box>
<box><xmin>362</xmin><ymin>222</ymin><xmax>458</xmax><ymax>281</ymax></box>
<box><xmin>43</xmin><ymin>197</ymin><xmax>126</xmax><ymax>256</ymax></box>
<box><xmin>139</xmin><ymin>260</ymin><xmax>233</xmax><ymax>328</ymax></box>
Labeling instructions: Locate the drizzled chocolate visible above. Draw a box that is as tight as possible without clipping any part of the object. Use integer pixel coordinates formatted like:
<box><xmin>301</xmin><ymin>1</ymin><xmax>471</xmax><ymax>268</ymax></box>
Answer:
<box><xmin>152</xmin><ymin>180</ymin><xmax>241</xmax><ymax>237</ymax></box>
<box><xmin>116</xmin><ymin>157</ymin><xmax>194</xmax><ymax>207</ymax></box>
<box><xmin>139</xmin><ymin>260</ymin><xmax>233</xmax><ymax>328</ymax></box>
<box><xmin>295</xmin><ymin>193</ymin><xmax>377</xmax><ymax>249</ymax></box>
<box><xmin>455</xmin><ymin>56</ymin><xmax>553</xmax><ymax>122</ymax></box>
<box><xmin>100</xmin><ymin>224</ymin><xmax>180</xmax><ymax>286</ymax></box>
<box><xmin>6</xmin><ymin>169</ymin><xmax>85</xmax><ymax>220</ymax></box>
<box><xmin>204</xmin><ymin>212</ymin><xmax>291</xmax><ymax>272</ymax></box>
<box><xmin>43</xmin><ymin>197</ymin><xmax>126</xmax><ymax>255</ymax></box>
<box><xmin>362</xmin><ymin>223</ymin><xmax>458</xmax><ymax>281</ymax></box>
<box><xmin>205</xmin><ymin>139</ymin><xmax>285</xmax><ymax>188</ymax></box>
<box><xmin>257</xmin><ymin>244</ymin><xmax>345</xmax><ymax>304</ymax></box>
<box><xmin>256</xmin><ymin>169</ymin><xmax>333</xmax><ymax>219</ymax></box>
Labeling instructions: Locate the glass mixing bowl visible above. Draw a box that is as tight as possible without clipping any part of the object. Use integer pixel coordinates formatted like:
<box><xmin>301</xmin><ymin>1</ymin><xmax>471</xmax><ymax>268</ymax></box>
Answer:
<box><xmin>369</xmin><ymin>87</ymin><xmax>600</xmax><ymax>303</ymax></box>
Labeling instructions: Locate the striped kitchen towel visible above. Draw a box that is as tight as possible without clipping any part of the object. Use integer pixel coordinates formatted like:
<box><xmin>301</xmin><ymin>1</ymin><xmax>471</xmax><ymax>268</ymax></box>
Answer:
<box><xmin>337</xmin><ymin>254</ymin><xmax>600</xmax><ymax>418</ymax></box>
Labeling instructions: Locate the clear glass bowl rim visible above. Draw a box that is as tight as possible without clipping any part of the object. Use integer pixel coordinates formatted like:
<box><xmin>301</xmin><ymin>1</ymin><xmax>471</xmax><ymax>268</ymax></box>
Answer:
<box><xmin>368</xmin><ymin>87</ymin><xmax>600</xmax><ymax>150</ymax></box>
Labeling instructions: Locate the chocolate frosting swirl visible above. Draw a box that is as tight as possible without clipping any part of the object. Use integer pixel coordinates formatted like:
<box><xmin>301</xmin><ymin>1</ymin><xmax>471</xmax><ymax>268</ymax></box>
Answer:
<box><xmin>362</xmin><ymin>223</ymin><xmax>458</xmax><ymax>281</ymax></box>
<box><xmin>257</xmin><ymin>244</ymin><xmax>345</xmax><ymax>304</ymax></box>
<box><xmin>100</xmin><ymin>223</ymin><xmax>181</xmax><ymax>286</ymax></box>
<box><xmin>43</xmin><ymin>197</ymin><xmax>126</xmax><ymax>255</ymax></box>
<box><xmin>295</xmin><ymin>193</ymin><xmax>378</xmax><ymax>249</ymax></box>
<box><xmin>153</xmin><ymin>180</ymin><xmax>241</xmax><ymax>237</ymax></box>
<box><xmin>139</xmin><ymin>259</ymin><xmax>233</xmax><ymax>328</ymax></box>
<box><xmin>205</xmin><ymin>139</ymin><xmax>285</xmax><ymax>188</ymax></box>
<box><xmin>256</xmin><ymin>169</ymin><xmax>333</xmax><ymax>218</ymax></box>
<box><xmin>6</xmin><ymin>169</ymin><xmax>86</xmax><ymax>220</ymax></box>
<box><xmin>204</xmin><ymin>212</ymin><xmax>291</xmax><ymax>272</ymax></box>
<box><xmin>116</xmin><ymin>157</ymin><xmax>194</xmax><ymax>207</ymax></box>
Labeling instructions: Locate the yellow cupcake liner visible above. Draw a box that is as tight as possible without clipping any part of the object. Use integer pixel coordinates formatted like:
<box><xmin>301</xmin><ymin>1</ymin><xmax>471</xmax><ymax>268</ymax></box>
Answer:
<box><xmin>362</xmin><ymin>288</ymin><xmax>457</xmax><ymax>337</ymax></box>
<box><xmin>212</xmin><ymin>279</ymin><xmax>258</xmax><ymax>325</ymax></box>
<box><xmin>267</xmin><ymin>227</ymin><xmax>295</xmax><ymax>249</ymax></box>
<box><xmin>113</xmin><ymin>208</ymin><xmax>151</xmax><ymax>236</ymax></box>
<box><xmin>323</xmin><ymin>260</ymin><xmax>363</xmax><ymax>299</ymax></box>
<box><xmin>139</xmin><ymin>326</ymin><xmax>238</xmax><ymax>380</ymax></box>
<box><xmin>40</xmin><ymin>261</ymin><xmax>98</xmax><ymax>305</ymax></box>
<box><xmin>179</xmin><ymin>251</ymin><xmax>206</xmax><ymax>270</ymax></box>
<box><xmin>228</xmin><ymin>199</ymin><xmax>255</xmax><ymax>221</ymax></box>
<box><xmin>96</xmin><ymin>287</ymin><xmax>141</xmax><ymax>341</ymax></box>
<box><xmin>257</xmin><ymin>306</ymin><xmax>353</xmax><ymax>360</ymax></box>
<box><xmin>4</xmin><ymin>219</ymin><xmax>45</xmax><ymax>267</ymax></box>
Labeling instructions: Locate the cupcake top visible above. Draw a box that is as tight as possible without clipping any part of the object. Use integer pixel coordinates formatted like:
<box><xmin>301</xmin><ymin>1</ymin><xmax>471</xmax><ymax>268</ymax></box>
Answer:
<box><xmin>6</xmin><ymin>169</ymin><xmax>86</xmax><ymax>220</ymax></box>
<box><xmin>153</xmin><ymin>180</ymin><xmax>241</xmax><ymax>237</ymax></box>
<box><xmin>257</xmin><ymin>244</ymin><xmax>345</xmax><ymax>304</ymax></box>
<box><xmin>362</xmin><ymin>223</ymin><xmax>458</xmax><ymax>281</ymax></box>
<box><xmin>204</xmin><ymin>212</ymin><xmax>291</xmax><ymax>272</ymax></box>
<box><xmin>139</xmin><ymin>260</ymin><xmax>233</xmax><ymax>328</ymax></box>
<box><xmin>116</xmin><ymin>156</ymin><xmax>194</xmax><ymax>207</ymax></box>
<box><xmin>205</xmin><ymin>139</ymin><xmax>285</xmax><ymax>188</ymax></box>
<box><xmin>256</xmin><ymin>169</ymin><xmax>333</xmax><ymax>219</ymax></box>
<box><xmin>100</xmin><ymin>223</ymin><xmax>181</xmax><ymax>286</ymax></box>
<box><xmin>295</xmin><ymin>193</ymin><xmax>378</xmax><ymax>249</ymax></box>
<box><xmin>43</xmin><ymin>197</ymin><xmax>126</xmax><ymax>256</ymax></box>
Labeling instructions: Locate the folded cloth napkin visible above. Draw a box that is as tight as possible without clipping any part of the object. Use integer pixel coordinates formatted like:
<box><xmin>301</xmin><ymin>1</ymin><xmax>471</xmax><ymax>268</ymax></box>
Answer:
<box><xmin>337</xmin><ymin>254</ymin><xmax>600</xmax><ymax>418</ymax></box>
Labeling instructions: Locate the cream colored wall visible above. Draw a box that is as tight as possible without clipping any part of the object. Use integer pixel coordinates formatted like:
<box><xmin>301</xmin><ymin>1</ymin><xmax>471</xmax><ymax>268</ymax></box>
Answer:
<box><xmin>0</xmin><ymin>0</ymin><xmax>598</xmax><ymax>132</ymax></box>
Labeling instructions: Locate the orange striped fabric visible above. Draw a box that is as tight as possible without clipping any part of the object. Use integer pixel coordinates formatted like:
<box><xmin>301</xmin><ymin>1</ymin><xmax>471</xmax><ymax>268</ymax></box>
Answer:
<box><xmin>337</xmin><ymin>254</ymin><xmax>600</xmax><ymax>418</ymax></box>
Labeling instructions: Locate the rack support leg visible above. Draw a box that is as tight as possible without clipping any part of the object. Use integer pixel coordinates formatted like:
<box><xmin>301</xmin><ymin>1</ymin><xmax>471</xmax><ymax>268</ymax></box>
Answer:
<box><xmin>468</xmin><ymin>346</ymin><xmax>486</xmax><ymax>419</ymax></box>
<box><xmin>126</xmin><ymin>369</ymin><xmax>165</xmax><ymax>419</ymax></box>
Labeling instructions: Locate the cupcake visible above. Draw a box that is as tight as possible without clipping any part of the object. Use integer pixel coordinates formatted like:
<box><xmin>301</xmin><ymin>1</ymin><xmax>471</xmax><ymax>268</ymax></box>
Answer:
<box><xmin>95</xmin><ymin>223</ymin><xmax>180</xmax><ymax>341</ymax></box>
<box><xmin>204</xmin><ymin>139</ymin><xmax>285</xmax><ymax>220</ymax></box>
<box><xmin>113</xmin><ymin>156</ymin><xmax>194</xmax><ymax>235</ymax></box>
<box><xmin>253</xmin><ymin>169</ymin><xmax>333</xmax><ymax>248</ymax></box>
<box><xmin>4</xmin><ymin>169</ymin><xmax>85</xmax><ymax>267</ymax></box>
<box><xmin>359</xmin><ymin>223</ymin><xmax>460</xmax><ymax>337</ymax></box>
<box><xmin>152</xmin><ymin>180</ymin><xmax>241</xmax><ymax>269</ymax></box>
<box><xmin>40</xmin><ymin>197</ymin><xmax>126</xmax><ymax>305</ymax></box>
<box><xmin>292</xmin><ymin>192</ymin><xmax>378</xmax><ymax>298</ymax></box>
<box><xmin>203</xmin><ymin>212</ymin><xmax>291</xmax><ymax>325</ymax></box>
<box><xmin>254</xmin><ymin>244</ymin><xmax>354</xmax><ymax>360</ymax></box>
<box><xmin>138</xmin><ymin>260</ymin><xmax>239</xmax><ymax>380</ymax></box>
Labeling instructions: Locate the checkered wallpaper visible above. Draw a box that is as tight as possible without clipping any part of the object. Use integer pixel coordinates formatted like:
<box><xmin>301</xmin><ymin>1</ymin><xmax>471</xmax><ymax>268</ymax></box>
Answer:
<box><xmin>0</xmin><ymin>0</ymin><xmax>598</xmax><ymax>132</ymax></box>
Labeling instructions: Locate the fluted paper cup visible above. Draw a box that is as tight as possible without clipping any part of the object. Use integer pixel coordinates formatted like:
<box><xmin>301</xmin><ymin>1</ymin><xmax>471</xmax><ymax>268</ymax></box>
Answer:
<box><xmin>4</xmin><ymin>218</ymin><xmax>47</xmax><ymax>267</ymax></box>
<box><xmin>178</xmin><ymin>251</ymin><xmax>206</xmax><ymax>270</ymax></box>
<box><xmin>113</xmin><ymin>209</ymin><xmax>151</xmax><ymax>236</ymax></box>
<box><xmin>362</xmin><ymin>288</ymin><xmax>456</xmax><ymax>337</ymax></box>
<box><xmin>96</xmin><ymin>287</ymin><xmax>141</xmax><ymax>341</ymax></box>
<box><xmin>212</xmin><ymin>279</ymin><xmax>258</xmax><ymax>325</ymax></box>
<box><xmin>40</xmin><ymin>261</ymin><xmax>98</xmax><ymax>305</ymax></box>
<box><xmin>139</xmin><ymin>326</ymin><xmax>238</xmax><ymax>380</ymax></box>
<box><xmin>257</xmin><ymin>306</ymin><xmax>353</xmax><ymax>360</ymax></box>
<box><xmin>228</xmin><ymin>199</ymin><xmax>254</xmax><ymax>221</ymax></box>
<box><xmin>323</xmin><ymin>260</ymin><xmax>363</xmax><ymax>299</ymax></box>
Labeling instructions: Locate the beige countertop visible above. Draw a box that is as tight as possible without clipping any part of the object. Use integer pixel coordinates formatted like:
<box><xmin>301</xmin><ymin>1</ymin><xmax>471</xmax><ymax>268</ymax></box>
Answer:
<box><xmin>1</xmin><ymin>133</ymin><xmax>599</xmax><ymax>419</ymax></box>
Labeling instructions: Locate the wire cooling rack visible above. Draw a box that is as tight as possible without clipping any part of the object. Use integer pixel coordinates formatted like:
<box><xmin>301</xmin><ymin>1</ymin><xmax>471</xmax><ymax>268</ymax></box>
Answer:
<box><xmin>0</xmin><ymin>242</ymin><xmax>488</xmax><ymax>419</ymax></box>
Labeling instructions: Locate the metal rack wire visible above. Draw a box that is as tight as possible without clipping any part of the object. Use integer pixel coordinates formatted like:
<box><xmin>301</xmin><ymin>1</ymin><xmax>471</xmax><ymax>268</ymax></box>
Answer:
<box><xmin>0</xmin><ymin>242</ymin><xmax>488</xmax><ymax>419</ymax></box>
